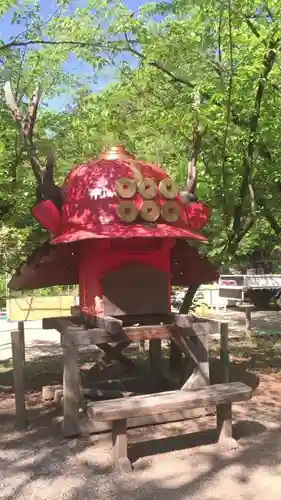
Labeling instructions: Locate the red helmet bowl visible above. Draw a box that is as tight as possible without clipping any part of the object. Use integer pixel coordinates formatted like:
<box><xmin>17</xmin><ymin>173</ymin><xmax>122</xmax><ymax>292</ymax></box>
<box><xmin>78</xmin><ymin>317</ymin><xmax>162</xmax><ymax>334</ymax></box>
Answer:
<box><xmin>51</xmin><ymin>146</ymin><xmax>207</xmax><ymax>245</ymax></box>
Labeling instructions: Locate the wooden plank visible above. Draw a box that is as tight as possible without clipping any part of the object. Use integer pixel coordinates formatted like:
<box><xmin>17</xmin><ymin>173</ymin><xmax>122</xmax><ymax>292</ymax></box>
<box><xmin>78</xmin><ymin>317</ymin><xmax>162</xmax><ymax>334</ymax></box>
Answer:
<box><xmin>172</xmin><ymin>329</ymin><xmax>209</xmax><ymax>390</ymax></box>
<box><xmin>44</xmin><ymin>317</ymin><xmax>176</xmax><ymax>343</ymax></box>
<box><xmin>175</xmin><ymin>314</ymin><xmax>219</xmax><ymax>335</ymax></box>
<box><xmin>182</xmin><ymin>332</ymin><xmax>209</xmax><ymax>390</ymax></box>
<box><xmin>66</xmin><ymin>325</ymin><xmax>214</xmax><ymax>345</ymax></box>
<box><xmin>95</xmin><ymin>316</ymin><xmax>123</xmax><ymax>334</ymax></box>
<box><xmin>88</xmin><ymin>382</ymin><xmax>252</xmax><ymax>421</ymax></box>
<box><xmin>44</xmin><ymin>316</ymin><xmax>218</xmax><ymax>344</ymax></box>
<box><xmin>83</xmin><ymin>406</ymin><xmax>215</xmax><ymax>433</ymax></box>
<box><xmin>97</xmin><ymin>342</ymin><xmax>135</xmax><ymax>371</ymax></box>
<box><xmin>63</xmin><ymin>340</ymin><xmax>81</xmax><ymax>437</ymax></box>
<box><xmin>55</xmin><ymin>388</ymin><xmax>134</xmax><ymax>406</ymax></box>
<box><xmin>68</xmin><ymin>324</ymin><xmax>177</xmax><ymax>344</ymax></box>
<box><xmin>11</xmin><ymin>329</ymin><xmax>27</xmax><ymax>429</ymax></box>
<box><xmin>118</xmin><ymin>313</ymin><xmax>175</xmax><ymax>326</ymax></box>
<box><xmin>71</xmin><ymin>308</ymin><xmax>175</xmax><ymax>326</ymax></box>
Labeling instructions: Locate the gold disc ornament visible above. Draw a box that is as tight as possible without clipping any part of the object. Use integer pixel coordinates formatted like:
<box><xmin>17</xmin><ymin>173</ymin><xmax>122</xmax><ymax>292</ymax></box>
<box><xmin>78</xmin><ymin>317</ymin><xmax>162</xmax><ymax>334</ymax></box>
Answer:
<box><xmin>115</xmin><ymin>177</ymin><xmax>137</xmax><ymax>199</ymax></box>
<box><xmin>139</xmin><ymin>201</ymin><xmax>160</xmax><ymax>222</ymax></box>
<box><xmin>159</xmin><ymin>178</ymin><xmax>178</xmax><ymax>199</ymax></box>
<box><xmin>161</xmin><ymin>201</ymin><xmax>180</xmax><ymax>222</ymax></box>
<box><xmin>137</xmin><ymin>178</ymin><xmax>158</xmax><ymax>199</ymax></box>
<box><xmin>117</xmin><ymin>201</ymin><xmax>138</xmax><ymax>222</ymax></box>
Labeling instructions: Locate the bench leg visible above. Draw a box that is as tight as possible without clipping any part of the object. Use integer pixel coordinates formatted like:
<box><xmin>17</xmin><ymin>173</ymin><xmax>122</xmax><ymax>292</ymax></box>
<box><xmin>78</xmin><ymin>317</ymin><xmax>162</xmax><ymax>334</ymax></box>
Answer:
<box><xmin>217</xmin><ymin>403</ymin><xmax>232</xmax><ymax>439</ymax></box>
<box><xmin>217</xmin><ymin>403</ymin><xmax>240</xmax><ymax>450</ymax></box>
<box><xmin>112</xmin><ymin>419</ymin><xmax>132</xmax><ymax>472</ymax></box>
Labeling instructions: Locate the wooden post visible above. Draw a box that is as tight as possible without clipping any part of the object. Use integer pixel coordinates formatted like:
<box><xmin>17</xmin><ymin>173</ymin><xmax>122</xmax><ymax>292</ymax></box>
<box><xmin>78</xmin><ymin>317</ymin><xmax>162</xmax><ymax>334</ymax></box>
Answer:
<box><xmin>217</xmin><ymin>402</ymin><xmax>232</xmax><ymax>441</ymax></box>
<box><xmin>169</xmin><ymin>284</ymin><xmax>199</xmax><ymax>374</ymax></box>
<box><xmin>220</xmin><ymin>322</ymin><xmax>230</xmax><ymax>383</ymax></box>
<box><xmin>18</xmin><ymin>321</ymin><xmax>25</xmax><ymax>363</ymax></box>
<box><xmin>63</xmin><ymin>338</ymin><xmax>81</xmax><ymax>438</ymax></box>
<box><xmin>11</xmin><ymin>329</ymin><xmax>26</xmax><ymax>429</ymax></box>
<box><xmin>112</xmin><ymin>419</ymin><xmax>131</xmax><ymax>471</ymax></box>
<box><xmin>180</xmin><ymin>331</ymin><xmax>210</xmax><ymax>390</ymax></box>
<box><xmin>245</xmin><ymin>306</ymin><xmax>252</xmax><ymax>338</ymax></box>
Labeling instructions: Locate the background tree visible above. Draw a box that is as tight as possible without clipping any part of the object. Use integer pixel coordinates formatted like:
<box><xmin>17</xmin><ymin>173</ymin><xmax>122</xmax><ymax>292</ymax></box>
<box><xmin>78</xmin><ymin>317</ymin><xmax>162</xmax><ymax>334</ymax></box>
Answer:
<box><xmin>1</xmin><ymin>0</ymin><xmax>281</xmax><ymax>286</ymax></box>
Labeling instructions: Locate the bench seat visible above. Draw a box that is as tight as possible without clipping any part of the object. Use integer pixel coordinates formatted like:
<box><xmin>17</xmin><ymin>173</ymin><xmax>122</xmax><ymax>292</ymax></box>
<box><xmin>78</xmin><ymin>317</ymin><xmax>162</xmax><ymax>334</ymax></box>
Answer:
<box><xmin>87</xmin><ymin>382</ymin><xmax>252</xmax><ymax>471</ymax></box>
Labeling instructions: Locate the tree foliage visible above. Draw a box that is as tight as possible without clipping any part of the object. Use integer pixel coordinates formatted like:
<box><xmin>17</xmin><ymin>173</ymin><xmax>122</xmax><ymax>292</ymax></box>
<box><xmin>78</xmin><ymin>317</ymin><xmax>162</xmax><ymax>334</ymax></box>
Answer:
<box><xmin>1</xmin><ymin>0</ymin><xmax>281</xmax><ymax>284</ymax></box>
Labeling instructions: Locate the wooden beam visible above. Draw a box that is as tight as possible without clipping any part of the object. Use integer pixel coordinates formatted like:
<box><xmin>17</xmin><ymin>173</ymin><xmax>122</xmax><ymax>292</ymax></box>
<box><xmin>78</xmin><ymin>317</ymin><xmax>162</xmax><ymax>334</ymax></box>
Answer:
<box><xmin>43</xmin><ymin>317</ymin><xmax>218</xmax><ymax>345</ymax></box>
<box><xmin>179</xmin><ymin>332</ymin><xmax>209</xmax><ymax>390</ymax></box>
<box><xmin>88</xmin><ymin>382</ymin><xmax>252</xmax><ymax>421</ymax></box>
<box><xmin>95</xmin><ymin>315</ymin><xmax>123</xmax><ymax>334</ymax></box>
<box><xmin>169</xmin><ymin>286</ymin><xmax>199</xmax><ymax>374</ymax></box>
<box><xmin>18</xmin><ymin>321</ymin><xmax>25</xmax><ymax>363</ymax></box>
<box><xmin>62</xmin><ymin>336</ymin><xmax>81</xmax><ymax>438</ymax></box>
<box><xmin>71</xmin><ymin>307</ymin><xmax>175</xmax><ymax>326</ymax></box>
<box><xmin>97</xmin><ymin>342</ymin><xmax>135</xmax><ymax>371</ymax></box>
<box><xmin>11</xmin><ymin>329</ymin><xmax>26</xmax><ymax>429</ymax></box>
<box><xmin>83</xmin><ymin>406</ymin><xmax>215</xmax><ymax>433</ymax></box>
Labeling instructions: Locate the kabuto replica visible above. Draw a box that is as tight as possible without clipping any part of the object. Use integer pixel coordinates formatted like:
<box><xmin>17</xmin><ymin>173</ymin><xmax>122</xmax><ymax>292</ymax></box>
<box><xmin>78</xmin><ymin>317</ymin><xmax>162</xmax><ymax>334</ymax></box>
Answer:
<box><xmin>5</xmin><ymin>80</ymin><xmax>224</xmax><ymax>443</ymax></box>
<box><xmin>8</xmin><ymin>143</ymin><xmax>218</xmax><ymax>317</ymax></box>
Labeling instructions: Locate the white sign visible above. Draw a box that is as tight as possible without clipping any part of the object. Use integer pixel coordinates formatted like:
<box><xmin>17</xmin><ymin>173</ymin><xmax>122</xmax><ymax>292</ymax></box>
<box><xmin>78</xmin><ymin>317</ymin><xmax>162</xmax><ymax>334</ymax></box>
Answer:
<box><xmin>89</xmin><ymin>187</ymin><xmax>115</xmax><ymax>200</ymax></box>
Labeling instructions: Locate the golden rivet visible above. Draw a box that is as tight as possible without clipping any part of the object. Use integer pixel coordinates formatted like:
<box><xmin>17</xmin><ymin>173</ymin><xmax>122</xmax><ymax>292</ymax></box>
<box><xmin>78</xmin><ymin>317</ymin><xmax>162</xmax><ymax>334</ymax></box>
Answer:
<box><xmin>161</xmin><ymin>201</ymin><xmax>181</xmax><ymax>222</ymax></box>
<box><xmin>137</xmin><ymin>178</ymin><xmax>158</xmax><ymax>199</ymax></box>
<box><xmin>117</xmin><ymin>201</ymin><xmax>138</xmax><ymax>222</ymax></box>
<box><xmin>139</xmin><ymin>201</ymin><xmax>160</xmax><ymax>222</ymax></box>
<box><xmin>159</xmin><ymin>178</ymin><xmax>178</xmax><ymax>199</ymax></box>
<box><xmin>115</xmin><ymin>177</ymin><xmax>137</xmax><ymax>198</ymax></box>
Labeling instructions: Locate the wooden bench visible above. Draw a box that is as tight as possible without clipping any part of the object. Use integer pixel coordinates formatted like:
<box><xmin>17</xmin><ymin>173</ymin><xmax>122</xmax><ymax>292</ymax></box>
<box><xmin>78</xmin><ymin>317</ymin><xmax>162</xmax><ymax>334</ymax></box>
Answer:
<box><xmin>87</xmin><ymin>381</ymin><xmax>252</xmax><ymax>471</ymax></box>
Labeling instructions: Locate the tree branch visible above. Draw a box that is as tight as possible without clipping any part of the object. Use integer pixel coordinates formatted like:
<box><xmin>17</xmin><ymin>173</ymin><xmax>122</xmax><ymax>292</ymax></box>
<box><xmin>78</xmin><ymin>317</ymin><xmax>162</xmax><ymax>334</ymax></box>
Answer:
<box><xmin>221</xmin><ymin>0</ymin><xmax>234</xmax><ymax>215</ymax></box>
<box><xmin>185</xmin><ymin>92</ymin><xmax>203</xmax><ymax>196</ymax></box>
<box><xmin>124</xmin><ymin>33</ymin><xmax>195</xmax><ymax>88</ymax></box>
<box><xmin>257</xmin><ymin>196</ymin><xmax>281</xmax><ymax>234</ymax></box>
<box><xmin>4</xmin><ymin>80</ymin><xmax>61</xmax><ymax>207</ymax></box>
<box><xmin>0</xmin><ymin>38</ymin><xmax>133</xmax><ymax>52</ymax></box>
<box><xmin>227</xmin><ymin>39</ymin><xmax>278</xmax><ymax>253</ymax></box>
<box><xmin>244</xmin><ymin>17</ymin><xmax>261</xmax><ymax>38</ymax></box>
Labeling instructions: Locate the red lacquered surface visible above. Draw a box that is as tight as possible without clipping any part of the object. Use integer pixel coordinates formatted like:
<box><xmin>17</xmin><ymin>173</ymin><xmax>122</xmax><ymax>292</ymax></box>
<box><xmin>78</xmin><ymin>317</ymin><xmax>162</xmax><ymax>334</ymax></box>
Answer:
<box><xmin>52</xmin><ymin>147</ymin><xmax>207</xmax><ymax>244</ymax></box>
<box><xmin>78</xmin><ymin>238</ymin><xmax>174</xmax><ymax>315</ymax></box>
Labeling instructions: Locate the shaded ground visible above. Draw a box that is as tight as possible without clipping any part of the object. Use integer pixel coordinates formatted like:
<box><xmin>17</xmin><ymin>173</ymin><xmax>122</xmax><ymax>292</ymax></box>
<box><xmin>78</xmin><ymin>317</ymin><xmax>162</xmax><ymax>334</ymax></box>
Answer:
<box><xmin>2</xmin><ymin>310</ymin><xmax>281</xmax><ymax>499</ymax></box>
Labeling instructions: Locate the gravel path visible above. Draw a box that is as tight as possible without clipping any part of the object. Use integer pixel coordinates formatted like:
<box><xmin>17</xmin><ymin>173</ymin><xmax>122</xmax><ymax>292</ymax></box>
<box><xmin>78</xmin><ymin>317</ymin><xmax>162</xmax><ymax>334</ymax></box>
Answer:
<box><xmin>2</xmin><ymin>310</ymin><xmax>281</xmax><ymax>499</ymax></box>
<box><xmin>1</xmin><ymin>371</ymin><xmax>281</xmax><ymax>500</ymax></box>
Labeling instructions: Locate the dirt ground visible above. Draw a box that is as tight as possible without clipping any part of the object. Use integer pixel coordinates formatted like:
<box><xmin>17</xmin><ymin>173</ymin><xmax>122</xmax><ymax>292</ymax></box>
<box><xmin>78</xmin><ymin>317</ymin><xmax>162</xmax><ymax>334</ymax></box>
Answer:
<box><xmin>2</xmin><ymin>310</ymin><xmax>281</xmax><ymax>500</ymax></box>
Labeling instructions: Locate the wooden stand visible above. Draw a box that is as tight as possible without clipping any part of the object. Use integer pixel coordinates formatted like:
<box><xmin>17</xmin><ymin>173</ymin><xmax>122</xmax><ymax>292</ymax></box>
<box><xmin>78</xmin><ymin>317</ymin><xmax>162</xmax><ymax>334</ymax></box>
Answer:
<box><xmin>10</xmin><ymin>315</ymin><xmax>230</xmax><ymax>439</ymax></box>
<box><xmin>43</xmin><ymin>313</ymin><xmax>223</xmax><ymax>437</ymax></box>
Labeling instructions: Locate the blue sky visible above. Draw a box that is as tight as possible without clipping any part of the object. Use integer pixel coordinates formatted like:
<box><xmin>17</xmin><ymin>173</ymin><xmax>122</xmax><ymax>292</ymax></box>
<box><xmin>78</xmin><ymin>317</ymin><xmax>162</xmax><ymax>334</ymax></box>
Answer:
<box><xmin>0</xmin><ymin>0</ymin><xmax>152</xmax><ymax>109</ymax></box>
